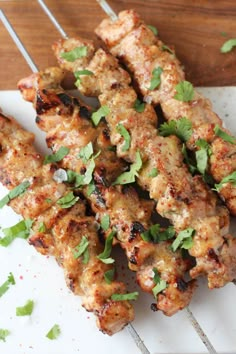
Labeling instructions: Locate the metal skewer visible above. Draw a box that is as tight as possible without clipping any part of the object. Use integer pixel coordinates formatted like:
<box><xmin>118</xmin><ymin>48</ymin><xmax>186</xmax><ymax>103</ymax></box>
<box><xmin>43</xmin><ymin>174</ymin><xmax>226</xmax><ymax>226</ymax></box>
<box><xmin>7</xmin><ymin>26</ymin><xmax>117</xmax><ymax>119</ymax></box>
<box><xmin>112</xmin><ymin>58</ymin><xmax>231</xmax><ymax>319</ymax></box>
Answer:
<box><xmin>0</xmin><ymin>7</ymin><xmax>150</xmax><ymax>354</ymax></box>
<box><xmin>36</xmin><ymin>1</ymin><xmax>220</xmax><ymax>353</ymax></box>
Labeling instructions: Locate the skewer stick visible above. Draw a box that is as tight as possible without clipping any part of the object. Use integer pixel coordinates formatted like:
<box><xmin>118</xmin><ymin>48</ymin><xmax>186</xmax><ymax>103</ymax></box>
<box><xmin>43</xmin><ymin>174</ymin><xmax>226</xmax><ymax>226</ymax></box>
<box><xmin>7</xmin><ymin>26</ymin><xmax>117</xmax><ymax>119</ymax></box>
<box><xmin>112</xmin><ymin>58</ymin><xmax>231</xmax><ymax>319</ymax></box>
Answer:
<box><xmin>36</xmin><ymin>2</ymin><xmax>220</xmax><ymax>354</ymax></box>
<box><xmin>0</xmin><ymin>7</ymin><xmax>150</xmax><ymax>354</ymax></box>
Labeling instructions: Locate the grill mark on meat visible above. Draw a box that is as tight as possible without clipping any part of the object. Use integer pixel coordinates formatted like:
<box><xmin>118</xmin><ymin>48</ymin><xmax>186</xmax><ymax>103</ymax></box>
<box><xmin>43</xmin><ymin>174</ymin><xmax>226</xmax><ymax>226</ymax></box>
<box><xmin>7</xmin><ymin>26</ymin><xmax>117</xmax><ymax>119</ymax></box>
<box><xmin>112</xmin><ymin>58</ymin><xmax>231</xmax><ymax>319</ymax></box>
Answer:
<box><xmin>102</xmin><ymin>128</ymin><xmax>110</xmax><ymax>140</ymax></box>
<box><xmin>80</xmin><ymin>106</ymin><xmax>92</xmax><ymax>119</ymax></box>
<box><xmin>176</xmin><ymin>277</ymin><xmax>189</xmax><ymax>292</ymax></box>
<box><xmin>129</xmin><ymin>221</ymin><xmax>145</xmax><ymax>241</ymax></box>
<box><xmin>36</xmin><ymin>91</ymin><xmax>59</xmax><ymax>115</ymax></box>
<box><xmin>150</xmin><ymin>303</ymin><xmax>158</xmax><ymax>312</ymax></box>
<box><xmin>57</xmin><ymin>92</ymin><xmax>73</xmax><ymax>107</ymax></box>
<box><xmin>208</xmin><ymin>248</ymin><xmax>219</xmax><ymax>263</ymax></box>
<box><xmin>129</xmin><ymin>246</ymin><xmax>139</xmax><ymax>264</ymax></box>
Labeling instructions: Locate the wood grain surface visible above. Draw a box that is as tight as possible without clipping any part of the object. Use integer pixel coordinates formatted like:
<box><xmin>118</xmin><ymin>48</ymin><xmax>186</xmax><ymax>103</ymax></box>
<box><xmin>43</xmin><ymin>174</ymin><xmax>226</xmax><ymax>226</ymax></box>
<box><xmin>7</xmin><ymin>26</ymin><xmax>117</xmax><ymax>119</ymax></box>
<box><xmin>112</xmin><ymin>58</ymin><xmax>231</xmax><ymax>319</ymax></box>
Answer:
<box><xmin>0</xmin><ymin>0</ymin><xmax>236</xmax><ymax>90</ymax></box>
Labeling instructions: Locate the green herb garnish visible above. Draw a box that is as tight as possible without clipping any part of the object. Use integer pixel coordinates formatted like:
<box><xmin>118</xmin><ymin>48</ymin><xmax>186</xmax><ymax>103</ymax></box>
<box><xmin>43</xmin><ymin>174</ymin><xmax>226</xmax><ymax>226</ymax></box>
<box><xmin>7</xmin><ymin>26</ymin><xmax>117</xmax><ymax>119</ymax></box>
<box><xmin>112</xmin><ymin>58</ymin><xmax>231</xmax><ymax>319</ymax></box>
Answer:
<box><xmin>195</xmin><ymin>139</ymin><xmax>212</xmax><ymax>175</ymax></box>
<box><xmin>149</xmin><ymin>67</ymin><xmax>163</xmax><ymax>90</ymax></box>
<box><xmin>214</xmin><ymin>124</ymin><xmax>236</xmax><ymax>144</ymax></box>
<box><xmin>159</xmin><ymin>117</ymin><xmax>192</xmax><ymax>142</ymax></box>
<box><xmin>141</xmin><ymin>224</ymin><xmax>175</xmax><ymax>243</ymax></box>
<box><xmin>0</xmin><ymin>273</ymin><xmax>15</xmax><ymax>297</ymax></box>
<box><xmin>171</xmin><ymin>228</ymin><xmax>195</xmax><ymax>252</ymax></box>
<box><xmin>97</xmin><ymin>230</ymin><xmax>116</xmax><ymax>264</ymax></box>
<box><xmin>16</xmin><ymin>299</ymin><xmax>34</xmax><ymax>316</ymax></box>
<box><xmin>73</xmin><ymin>236</ymin><xmax>89</xmax><ymax>264</ymax></box>
<box><xmin>0</xmin><ymin>329</ymin><xmax>10</xmax><ymax>342</ymax></box>
<box><xmin>74</xmin><ymin>70</ymin><xmax>94</xmax><ymax>87</ymax></box>
<box><xmin>152</xmin><ymin>268</ymin><xmax>167</xmax><ymax>298</ymax></box>
<box><xmin>182</xmin><ymin>144</ymin><xmax>197</xmax><ymax>174</ymax></box>
<box><xmin>43</xmin><ymin>146</ymin><xmax>70</xmax><ymax>165</ymax></box>
<box><xmin>57</xmin><ymin>192</ymin><xmax>79</xmax><ymax>208</ymax></box>
<box><xmin>116</xmin><ymin>123</ymin><xmax>131</xmax><ymax>151</ymax></box>
<box><xmin>0</xmin><ymin>219</ymin><xmax>33</xmax><ymax>247</ymax></box>
<box><xmin>91</xmin><ymin>106</ymin><xmax>110</xmax><ymax>126</ymax></box>
<box><xmin>113</xmin><ymin>151</ymin><xmax>142</xmax><ymax>185</ymax></box>
<box><xmin>104</xmin><ymin>268</ymin><xmax>115</xmax><ymax>284</ymax></box>
<box><xmin>100</xmin><ymin>214</ymin><xmax>110</xmax><ymax>231</ymax></box>
<box><xmin>111</xmin><ymin>292</ymin><xmax>139</xmax><ymax>301</ymax></box>
<box><xmin>78</xmin><ymin>142</ymin><xmax>94</xmax><ymax>162</ymax></box>
<box><xmin>174</xmin><ymin>81</ymin><xmax>194</xmax><ymax>102</ymax></box>
<box><xmin>38</xmin><ymin>222</ymin><xmax>46</xmax><ymax>233</ymax></box>
<box><xmin>46</xmin><ymin>324</ymin><xmax>61</xmax><ymax>340</ymax></box>
<box><xmin>162</xmin><ymin>44</ymin><xmax>174</xmax><ymax>55</ymax></box>
<box><xmin>220</xmin><ymin>39</ymin><xmax>236</xmax><ymax>53</ymax></box>
<box><xmin>147</xmin><ymin>25</ymin><xmax>158</xmax><ymax>36</ymax></box>
<box><xmin>148</xmin><ymin>168</ymin><xmax>159</xmax><ymax>177</ymax></box>
<box><xmin>0</xmin><ymin>180</ymin><xmax>30</xmax><ymax>209</ymax></box>
<box><xmin>60</xmin><ymin>46</ymin><xmax>87</xmax><ymax>62</ymax></box>
<box><xmin>133</xmin><ymin>99</ymin><xmax>146</xmax><ymax>113</ymax></box>
<box><xmin>214</xmin><ymin>171</ymin><xmax>236</xmax><ymax>192</ymax></box>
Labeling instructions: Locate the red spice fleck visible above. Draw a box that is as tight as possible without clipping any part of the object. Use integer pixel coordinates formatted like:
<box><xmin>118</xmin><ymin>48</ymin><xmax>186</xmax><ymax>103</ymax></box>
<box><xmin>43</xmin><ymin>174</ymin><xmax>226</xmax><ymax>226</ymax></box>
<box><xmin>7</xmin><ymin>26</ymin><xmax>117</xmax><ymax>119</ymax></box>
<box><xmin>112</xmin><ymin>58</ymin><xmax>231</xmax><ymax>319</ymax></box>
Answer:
<box><xmin>19</xmin><ymin>275</ymin><xmax>23</xmax><ymax>280</ymax></box>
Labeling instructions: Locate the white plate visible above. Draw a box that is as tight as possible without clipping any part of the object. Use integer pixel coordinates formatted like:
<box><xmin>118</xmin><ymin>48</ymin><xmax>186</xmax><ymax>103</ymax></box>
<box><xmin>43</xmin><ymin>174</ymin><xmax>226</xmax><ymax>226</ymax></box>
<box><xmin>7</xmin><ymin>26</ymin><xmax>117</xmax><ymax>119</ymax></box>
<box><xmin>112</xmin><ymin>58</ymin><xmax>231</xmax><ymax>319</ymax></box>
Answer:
<box><xmin>0</xmin><ymin>88</ymin><xmax>236</xmax><ymax>354</ymax></box>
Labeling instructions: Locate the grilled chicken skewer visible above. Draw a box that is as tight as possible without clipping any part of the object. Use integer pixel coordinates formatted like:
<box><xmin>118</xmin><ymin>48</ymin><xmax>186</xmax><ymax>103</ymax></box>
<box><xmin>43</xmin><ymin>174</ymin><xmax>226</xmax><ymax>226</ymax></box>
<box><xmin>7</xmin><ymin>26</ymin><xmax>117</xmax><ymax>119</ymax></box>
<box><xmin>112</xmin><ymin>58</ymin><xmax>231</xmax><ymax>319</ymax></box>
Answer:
<box><xmin>51</xmin><ymin>35</ymin><xmax>236</xmax><ymax>290</ymax></box>
<box><xmin>18</xmin><ymin>67</ymin><xmax>196</xmax><ymax>316</ymax></box>
<box><xmin>95</xmin><ymin>9</ymin><xmax>236</xmax><ymax>216</ymax></box>
<box><xmin>0</xmin><ymin>110</ymin><xmax>134</xmax><ymax>335</ymax></box>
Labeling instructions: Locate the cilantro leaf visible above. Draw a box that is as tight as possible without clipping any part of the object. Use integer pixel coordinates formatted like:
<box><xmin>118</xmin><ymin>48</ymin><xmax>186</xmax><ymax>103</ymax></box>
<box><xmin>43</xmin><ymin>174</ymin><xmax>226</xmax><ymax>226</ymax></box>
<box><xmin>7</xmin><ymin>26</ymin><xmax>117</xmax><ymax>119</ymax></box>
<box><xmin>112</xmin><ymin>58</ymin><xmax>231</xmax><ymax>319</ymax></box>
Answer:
<box><xmin>43</xmin><ymin>146</ymin><xmax>70</xmax><ymax>165</ymax></box>
<box><xmin>113</xmin><ymin>151</ymin><xmax>142</xmax><ymax>185</ymax></box>
<box><xmin>214</xmin><ymin>171</ymin><xmax>236</xmax><ymax>192</ymax></box>
<box><xmin>38</xmin><ymin>222</ymin><xmax>46</xmax><ymax>233</ymax></box>
<box><xmin>97</xmin><ymin>230</ymin><xmax>115</xmax><ymax>264</ymax></box>
<box><xmin>0</xmin><ymin>180</ymin><xmax>30</xmax><ymax>208</ymax></box>
<box><xmin>220</xmin><ymin>38</ymin><xmax>236</xmax><ymax>53</ymax></box>
<box><xmin>104</xmin><ymin>268</ymin><xmax>115</xmax><ymax>284</ymax></box>
<box><xmin>147</xmin><ymin>25</ymin><xmax>158</xmax><ymax>36</ymax></box>
<box><xmin>214</xmin><ymin>125</ymin><xmax>236</xmax><ymax>144</ymax></box>
<box><xmin>171</xmin><ymin>228</ymin><xmax>195</xmax><ymax>252</ymax></box>
<box><xmin>16</xmin><ymin>299</ymin><xmax>34</xmax><ymax>316</ymax></box>
<box><xmin>74</xmin><ymin>70</ymin><xmax>94</xmax><ymax>87</ymax></box>
<box><xmin>182</xmin><ymin>144</ymin><xmax>197</xmax><ymax>174</ymax></box>
<box><xmin>116</xmin><ymin>123</ymin><xmax>131</xmax><ymax>151</ymax></box>
<box><xmin>159</xmin><ymin>117</ymin><xmax>192</xmax><ymax>142</ymax></box>
<box><xmin>111</xmin><ymin>292</ymin><xmax>139</xmax><ymax>301</ymax></box>
<box><xmin>60</xmin><ymin>46</ymin><xmax>87</xmax><ymax>62</ymax></box>
<box><xmin>195</xmin><ymin>139</ymin><xmax>212</xmax><ymax>175</ymax></box>
<box><xmin>0</xmin><ymin>219</ymin><xmax>33</xmax><ymax>247</ymax></box>
<box><xmin>0</xmin><ymin>272</ymin><xmax>15</xmax><ymax>297</ymax></box>
<box><xmin>152</xmin><ymin>268</ymin><xmax>167</xmax><ymax>298</ymax></box>
<box><xmin>133</xmin><ymin>99</ymin><xmax>146</xmax><ymax>113</ymax></box>
<box><xmin>148</xmin><ymin>168</ymin><xmax>159</xmax><ymax>177</ymax></box>
<box><xmin>174</xmin><ymin>81</ymin><xmax>194</xmax><ymax>102</ymax></box>
<box><xmin>46</xmin><ymin>324</ymin><xmax>61</xmax><ymax>340</ymax></box>
<box><xmin>78</xmin><ymin>142</ymin><xmax>94</xmax><ymax>162</ymax></box>
<box><xmin>57</xmin><ymin>192</ymin><xmax>79</xmax><ymax>208</ymax></box>
<box><xmin>100</xmin><ymin>214</ymin><xmax>110</xmax><ymax>231</ymax></box>
<box><xmin>141</xmin><ymin>224</ymin><xmax>175</xmax><ymax>243</ymax></box>
<box><xmin>149</xmin><ymin>67</ymin><xmax>163</xmax><ymax>90</ymax></box>
<box><xmin>86</xmin><ymin>182</ymin><xmax>96</xmax><ymax>196</ymax></box>
<box><xmin>162</xmin><ymin>44</ymin><xmax>174</xmax><ymax>55</ymax></box>
<box><xmin>73</xmin><ymin>236</ymin><xmax>89</xmax><ymax>264</ymax></box>
<box><xmin>91</xmin><ymin>106</ymin><xmax>110</xmax><ymax>126</ymax></box>
<box><xmin>0</xmin><ymin>329</ymin><xmax>10</xmax><ymax>342</ymax></box>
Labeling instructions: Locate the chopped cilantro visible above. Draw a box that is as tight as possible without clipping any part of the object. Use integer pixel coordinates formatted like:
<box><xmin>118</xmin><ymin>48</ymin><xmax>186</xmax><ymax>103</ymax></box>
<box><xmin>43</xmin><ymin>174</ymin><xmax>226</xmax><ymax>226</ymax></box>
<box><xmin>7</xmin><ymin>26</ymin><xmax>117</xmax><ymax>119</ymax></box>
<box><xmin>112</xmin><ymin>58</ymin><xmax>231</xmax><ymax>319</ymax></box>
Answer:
<box><xmin>162</xmin><ymin>44</ymin><xmax>175</xmax><ymax>55</ymax></box>
<box><xmin>214</xmin><ymin>171</ymin><xmax>236</xmax><ymax>192</ymax></box>
<box><xmin>214</xmin><ymin>124</ymin><xmax>236</xmax><ymax>144</ymax></box>
<box><xmin>141</xmin><ymin>224</ymin><xmax>175</xmax><ymax>243</ymax></box>
<box><xmin>45</xmin><ymin>198</ymin><xmax>52</xmax><ymax>203</ymax></box>
<box><xmin>0</xmin><ymin>329</ymin><xmax>10</xmax><ymax>342</ymax></box>
<box><xmin>182</xmin><ymin>144</ymin><xmax>197</xmax><ymax>175</ymax></box>
<box><xmin>86</xmin><ymin>182</ymin><xmax>96</xmax><ymax>196</ymax></box>
<box><xmin>74</xmin><ymin>70</ymin><xmax>94</xmax><ymax>87</ymax></box>
<box><xmin>0</xmin><ymin>272</ymin><xmax>15</xmax><ymax>297</ymax></box>
<box><xmin>91</xmin><ymin>106</ymin><xmax>110</xmax><ymax>126</ymax></box>
<box><xmin>104</xmin><ymin>268</ymin><xmax>115</xmax><ymax>284</ymax></box>
<box><xmin>97</xmin><ymin>230</ymin><xmax>116</xmax><ymax>264</ymax></box>
<box><xmin>147</xmin><ymin>25</ymin><xmax>158</xmax><ymax>36</ymax></box>
<box><xmin>43</xmin><ymin>146</ymin><xmax>70</xmax><ymax>165</ymax></box>
<box><xmin>46</xmin><ymin>324</ymin><xmax>61</xmax><ymax>340</ymax></box>
<box><xmin>148</xmin><ymin>168</ymin><xmax>159</xmax><ymax>177</ymax></box>
<box><xmin>171</xmin><ymin>228</ymin><xmax>195</xmax><ymax>252</ymax></box>
<box><xmin>0</xmin><ymin>219</ymin><xmax>33</xmax><ymax>247</ymax></box>
<box><xmin>174</xmin><ymin>81</ymin><xmax>194</xmax><ymax>102</ymax></box>
<box><xmin>60</xmin><ymin>46</ymin><xmax>87</xmax><ymax>61</ymax></box>
<box><xmin>195</xmin><ymin>139</ymin><xmax>212</xmax><ymax>175</ymax></box>
<box><xmin>220</xmin><ymin>39</ymin><xmax>236</xmax><ymax>53</ymax></box>
<box><xmin>73</xmin><ymin>236</ymin><xmax>89</xmax><ymax>264</ymax></box>
<box><xmin>159</xmin><ymin>117</ymin><xmax>192</xmax><ymax>142</ymax></box>
<box><xmin>38</xmin><ymin>222</ymin><xmax>46</xmax><ymax>233</ymax></box>
<box><xmin>78</xmin><ymin>142</ymin><xmax>94</xmax><ymax>162</ymax></box>
<box><xmin>111</xmin><ymin>292</ymin><xmax>139</xmax><ymax>301</ymax></box>
<box><xmin>0</xmin><ymin>180</ymin><xmax>30</xmax><ymax>209</ymax></box>
<box><xmin>152</xmin><ymin>268</ymin><xmax>167</xmax><ymax>298</ymax></box>
<box><xmin>149</xmin><ymin>67</ymin><xmax>163</xmax><ymax>90</ymax></box>
<box><xmin>116</xmin><ymin>123</ymin><xmax>131</xmax><ymax>151</ymax></box>
<box><xmin>57</xmin><ymin>192</ymin><xmax>79</xmax><ymax>208</ymax></box>
<box><xmin>133</xmin><ymin>99</ymin><xmax>146</xmax><ymax>113</ymax></box>
<box><xmin>16</xmin><ymin>299</ymin><xmax>34</xmax><ymax>316</ymax></box>
<box><xmin>113</xmin><ymin>151</ymin><xmax>142</xmax><ymax>185</ymax></box>
<box><xmin>100</xmin><ymin>214</ymin><xmax>110</xmax><ymax>231</ymax></box>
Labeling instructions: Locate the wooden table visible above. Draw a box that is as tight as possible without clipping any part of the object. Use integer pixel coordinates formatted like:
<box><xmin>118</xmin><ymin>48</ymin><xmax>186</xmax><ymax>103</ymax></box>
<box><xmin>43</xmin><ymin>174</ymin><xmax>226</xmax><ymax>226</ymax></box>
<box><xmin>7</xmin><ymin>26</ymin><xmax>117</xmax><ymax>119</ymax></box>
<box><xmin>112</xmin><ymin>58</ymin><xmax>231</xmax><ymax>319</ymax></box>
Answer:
<box><xmin>0</xmin><ymin>0</ymin><xmax>236</xmax><ymax>90</ymax></box>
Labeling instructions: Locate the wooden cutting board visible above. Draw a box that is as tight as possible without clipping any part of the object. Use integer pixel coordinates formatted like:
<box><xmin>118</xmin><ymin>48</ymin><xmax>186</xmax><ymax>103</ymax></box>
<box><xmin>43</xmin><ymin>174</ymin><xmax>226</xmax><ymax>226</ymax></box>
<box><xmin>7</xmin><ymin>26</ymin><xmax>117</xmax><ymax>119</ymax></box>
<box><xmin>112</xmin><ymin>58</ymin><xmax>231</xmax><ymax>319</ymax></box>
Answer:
<box><xmin>1</xmin><ymin>0</ymin><xmax>236</xmax><ymax>90</ymax></box>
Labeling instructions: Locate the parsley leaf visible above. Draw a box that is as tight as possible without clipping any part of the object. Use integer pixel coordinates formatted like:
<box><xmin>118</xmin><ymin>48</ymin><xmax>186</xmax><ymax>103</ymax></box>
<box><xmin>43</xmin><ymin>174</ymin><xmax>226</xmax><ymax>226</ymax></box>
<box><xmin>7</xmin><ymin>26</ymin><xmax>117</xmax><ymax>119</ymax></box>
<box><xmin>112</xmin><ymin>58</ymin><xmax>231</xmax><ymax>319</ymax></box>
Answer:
<box><xmin>104</xmin><ymin>268</ymin><xmax>115</xmax><ymax>284</ymax></box>
<box><xmin>147</xmin><ymin>25</ymin><xmax>158</xmax><ymax>36</ymax></box>
<box><xmin>141</xmin><ymin>224</ymin><xmax>175</xmax><ymax>243</ymax></box>
<box><xmin>152</xmin><ymin>268</ymin><xmax>167</xmax><ymax>298</ymax></box>
<box><xmin>195</xmin><ymin>139</ymin><xmax>212</xmax><ymax>175</ymax></box>
<box><xmin>149</xmin><ymin>67</ymin><xmax>163</xmax><ymax>90</ymax></box>
<box><xmin>16</xmin><ymin>299</ymin><xmax>34</xmax><ymax>316</ymax></box>
<box><xmin>220</xmin><ymin>38</ymin><xmax>236</xmax><ymax>53</ymax></box>
<box><xmin>97</xmin><ymin>230</ymin><xmax>115</xmax><ymax>264</ymax></box>
<box><xmin>214</xmin><ymin>124</ymin><xmax>236</xmax><ymax>144</ymax></box>
<box><xmin>46</xmin><ymin>324</ymin><xmax>61</xmax><ymax>340</ymax></box>
<box><xmin>91</xmin><ymin>106</ymin><xmax>110</xmax><ymax>126</ymax></box>
<box><xmin>0</xmin><ymin>180</ymin><xmax>30</xmax><ymax>209</ymax></box>
<box><xmin>0</xmin><ymin>329</ymin><xmax>10</xmax><ymax>342</ymax></box>
<box><xmin>57</xmin><ymin>192</ymin><xmax>79</xmax><ymax>208</ymax></box>
<box><xmin>60</xmin><ymin>46</ymin><xmax>87</xmax><ymax>62</ymax></box>
<box><xmin>100</xmin><ymin>214</ymin><xmax>110</xmax><ymax>231</ymax></box>
<box><xmin>111</xmin><ymin>292</ymin><xmax>139</xmax><ymax>301</ymax></box>
<box><xmin>159</xmin><ymin>117</ymin><xmax>192</xmax><ymax>142</ymax></box>
<box><xmin>133</xmin><ymin>99</ymin><xmax>146</xmax><ymax>113</ymax></box>
<box><xmin>73</xmin><ymin>236</ymin><xmax>90</xmax><ymax>264</ymax></box>
<box><xmin>74</xmin><ymin>70</ymin><xmax>94</xmax><ymax>87</ymax></box>
<box><xmin>171</xmin><ymin>228</ymin><xmax>195</xmax><ymax>252</ymax></box>
<box><xmin>214</xmin><ymin>171</ymin><xmax>236</xmax><ymax>192</ymax></box>
<box><xmin>148</xmin><ymin>168</ymin><xmax>159</xmax><ymax>177</ymax></box>
<box><xmin>78</xmin><ymin>142</ymin><xmax>94</xmax><ymax>162</ymax></box>
<box><xmin>113</xmin><ymin>151</ymin><xmax>142</xmax><ymax>185</ymax></box>
<box><xmin>116</xmin><ymin>123</ymin><xmax>131</xmax><ymax>151</ymax></box>
<box><xmin>174</xmin><ymin>81</ymin><xmax>194</xmax><ymax>102</ymax></box>
<box><xmin>0</xmin><ymin>219</ymin><xmax>33</xmax><ymax>247</ymax></box>
<box><xmin>0</xmin><ymin>272</ymin><xmax>15</xmax><ymax>297</ymax></box>
<box><xmin>43</xmin><ymin>146</ymin><xmax>70</xmax><ymax>165</ymax></box>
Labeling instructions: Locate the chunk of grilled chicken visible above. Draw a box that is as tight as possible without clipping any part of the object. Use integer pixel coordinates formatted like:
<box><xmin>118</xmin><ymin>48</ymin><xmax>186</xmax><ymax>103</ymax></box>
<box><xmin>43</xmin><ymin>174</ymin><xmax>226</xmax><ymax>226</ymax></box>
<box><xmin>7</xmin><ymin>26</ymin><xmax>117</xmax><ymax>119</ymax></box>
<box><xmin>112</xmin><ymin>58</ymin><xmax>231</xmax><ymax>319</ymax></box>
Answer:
<box><xmin>95</xmin><ymin>9</ymin><xmax>236</xmax><ymax>215</ymax></box>
<box><xmin>0</xmin><ymin>110</ymin><xmax>134</xmax><ymax>335</ymax></box>
<box><xmin>18</xmin><ymin>68</ymin><xmax>196</xmax><ymax>316</ymax></box>
<box><xmin>52</xmin><ymin>37</ymin><xmax>236</xmax><ymax>289</ymax></box>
